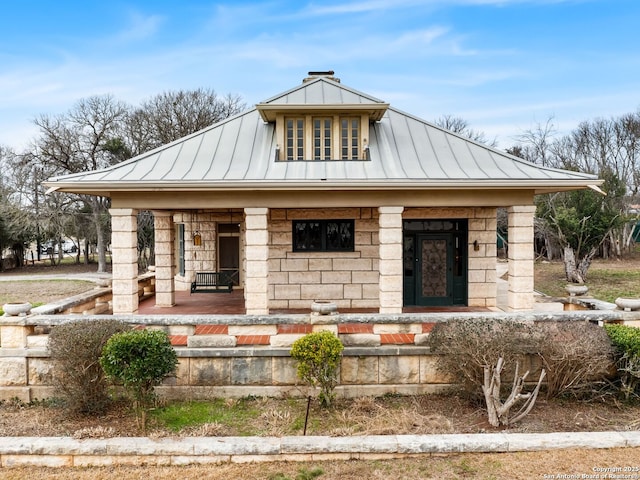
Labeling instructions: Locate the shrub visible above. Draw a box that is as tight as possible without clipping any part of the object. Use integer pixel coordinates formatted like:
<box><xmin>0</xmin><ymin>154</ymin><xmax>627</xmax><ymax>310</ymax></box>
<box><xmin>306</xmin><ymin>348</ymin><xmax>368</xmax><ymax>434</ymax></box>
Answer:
<box><xmin>48</xmin><ymin>319</ymin><xmax>128</xmax><ymax>415</ymax></box>
<box><xmin>428</xmin><ymin>318</ymin><xmax>546</xmax><ymax>426</ymax></box>
<box><xmin>538</xmin><ymin>321</ymin><xmax>615</xmax><ymax>398</ymax></box>
<box><xmin>604</xmin><ymin>323</ymin><xmax>640</xmax><ymax>399</ymax></box>
<box><xmin>428</xmin><ymin>318</ymin><xmax>542</xmax><ymax>398</ymax></box>
<box><xmin>100</xmin><ymin>329</ymin><xmax>178</xmax><ymax>427</ymax></box>
<box><xmin>290</xmin><ymin>331</ymin><xmax>344</xmax><ymax>408</ymax></box>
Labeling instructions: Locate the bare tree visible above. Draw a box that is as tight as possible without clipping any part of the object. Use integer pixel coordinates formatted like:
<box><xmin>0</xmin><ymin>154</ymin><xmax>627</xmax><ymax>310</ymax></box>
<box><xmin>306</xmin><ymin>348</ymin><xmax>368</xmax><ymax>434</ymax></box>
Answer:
<box><xmin>30</xmin><ymin>95</ymin><xmax>129</xmax><ymax>272</ymax></box>
<box><xmin>126</xmin><ymin>89</ymin><xmax>246</xmax><ymax>155</ymax></box>
<box><xmin>434</xmin><ymin>115</ymin><xmax>497</xmax><ymax>147</ymax></box>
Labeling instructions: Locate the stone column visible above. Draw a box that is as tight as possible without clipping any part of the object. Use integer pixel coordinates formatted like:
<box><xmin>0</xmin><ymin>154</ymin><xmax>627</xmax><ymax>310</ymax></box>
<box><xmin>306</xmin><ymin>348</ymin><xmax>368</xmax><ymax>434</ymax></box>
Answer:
<box><xmin>507</xmin><ymin>205</ymin><xmax>536</xmax><ymax>311</ymax></box>
<box><xmin>378</xmin><ymin>206</ymin><xmax>404</xmax><ymax>314</ymax></box>
<box><xmin>110</xmin><ymin>208</ymin><xmax>139</xmax><ymax>314</ymax></box>
<box><xmin>244</xmin><ymin>208</ymin><xmax>269</xmax><ymax>315</ymax></box>
<box><xmin>153</xmin><ymin>211</ymin><xmax>175</xmax><ymax>307</ymax></box>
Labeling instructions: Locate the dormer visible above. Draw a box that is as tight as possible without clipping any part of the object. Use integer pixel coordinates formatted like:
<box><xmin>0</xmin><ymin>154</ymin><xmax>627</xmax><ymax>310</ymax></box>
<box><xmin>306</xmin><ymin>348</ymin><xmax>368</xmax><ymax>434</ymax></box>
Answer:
<box><xmin>256</xmin><ymin>71</ymin><xmax>389</xmax><ymax>162</ymax></box>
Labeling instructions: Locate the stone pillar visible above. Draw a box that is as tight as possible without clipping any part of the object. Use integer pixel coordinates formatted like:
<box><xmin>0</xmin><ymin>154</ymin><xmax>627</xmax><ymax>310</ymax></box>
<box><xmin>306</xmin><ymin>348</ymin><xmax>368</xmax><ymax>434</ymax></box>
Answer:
<box><xmin>378</xmin><ymin>206</ymin><xmax>404</xmax><ymax>314</ymax></box>
<box><xmin>110</xmin><ymin>208</ymin><xmax>139</xmax><ymax>314</ymax></box>
<box><xmin>244</xmin><ymin>208</ymin><xmax>269</xmax><ymax>315</ymax></box>
<box><xmin>507</xmin><ymin>205</ymin><xmax>536</xmax><ymax>311</ymax></box>
<box><xmin>153</xmin><ymin>211</ymin><xmax>175</xmax><ymax>307</ymax></box>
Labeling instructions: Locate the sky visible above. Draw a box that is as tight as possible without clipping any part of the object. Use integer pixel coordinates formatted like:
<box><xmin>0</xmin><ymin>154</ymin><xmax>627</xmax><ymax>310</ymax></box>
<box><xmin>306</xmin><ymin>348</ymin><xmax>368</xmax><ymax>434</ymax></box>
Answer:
<box><xmin>1</xmin><ymin>0</ymin><xmax>639</xmax><ymax>151</ymax></box>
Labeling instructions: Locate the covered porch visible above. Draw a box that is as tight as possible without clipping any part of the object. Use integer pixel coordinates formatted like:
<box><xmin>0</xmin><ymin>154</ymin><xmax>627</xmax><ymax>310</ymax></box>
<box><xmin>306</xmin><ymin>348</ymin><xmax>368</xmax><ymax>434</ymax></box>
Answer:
<box><xmin>137</xmin><ymin>288</ymin><xmax>496</xmax><ymax>315</ymax></box>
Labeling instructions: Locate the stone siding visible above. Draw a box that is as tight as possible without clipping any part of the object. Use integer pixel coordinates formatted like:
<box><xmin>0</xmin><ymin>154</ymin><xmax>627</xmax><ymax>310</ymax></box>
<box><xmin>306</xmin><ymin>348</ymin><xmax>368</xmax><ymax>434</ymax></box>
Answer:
<box><xmin>268</xmin><ymin>208</ymin><xmax>380</xmax><ymax>310</ymax></box>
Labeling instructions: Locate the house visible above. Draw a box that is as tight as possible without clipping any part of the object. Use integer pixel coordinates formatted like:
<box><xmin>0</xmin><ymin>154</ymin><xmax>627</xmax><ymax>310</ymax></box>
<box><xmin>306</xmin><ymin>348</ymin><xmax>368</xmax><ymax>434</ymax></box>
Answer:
<box><xmin>44</xmin><ymin>72</ymin><xmax>602</xmax><ymax>315</ymax></box>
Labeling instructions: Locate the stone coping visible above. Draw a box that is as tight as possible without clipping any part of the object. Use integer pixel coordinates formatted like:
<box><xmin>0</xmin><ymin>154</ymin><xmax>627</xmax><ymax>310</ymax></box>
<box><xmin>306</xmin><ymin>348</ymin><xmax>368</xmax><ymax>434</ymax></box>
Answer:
<box><xmin>0</xmin><ymin>431</ymin><xmax>638</xmax><ymax>467</ymax></box>
<box><xmin>0</xmin><ymin>346</ymin><xmax>432</xmax><ymax>359</ymax></box>
<box><xmin>5</xmin><ymin>309</ymin><xmax>640</xmax><ymax>326</ymax></box>
<box><xmin>30</xmin><ymin>289</ymin><xmax>111</xmax><ymax>316</ymax></box>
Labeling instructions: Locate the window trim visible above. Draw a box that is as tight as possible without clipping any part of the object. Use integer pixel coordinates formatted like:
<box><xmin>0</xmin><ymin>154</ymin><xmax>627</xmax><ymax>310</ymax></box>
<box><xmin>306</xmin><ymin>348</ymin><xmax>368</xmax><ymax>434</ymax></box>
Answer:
<box><xmin>292</xmin><ymin>219</ymin><xmax>355</xmax><ymax>252</ymax></box>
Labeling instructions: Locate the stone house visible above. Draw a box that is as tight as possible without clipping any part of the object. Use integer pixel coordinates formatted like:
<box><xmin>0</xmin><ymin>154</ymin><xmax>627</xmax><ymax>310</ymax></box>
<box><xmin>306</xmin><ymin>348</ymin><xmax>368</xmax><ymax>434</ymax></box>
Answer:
<box><xmin>44</xmin><ymin>72</ymin><xmax>601</xmax><ymax>315</ymax></box>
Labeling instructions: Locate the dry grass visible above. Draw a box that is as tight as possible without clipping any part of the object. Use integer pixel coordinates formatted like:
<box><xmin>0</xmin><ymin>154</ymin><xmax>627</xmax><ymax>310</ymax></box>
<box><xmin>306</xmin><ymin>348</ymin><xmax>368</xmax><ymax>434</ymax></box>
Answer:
<box><xmin>1</xmin><ymin>448</ymin><xmax>639</xmax><ymax>480</ymax></box>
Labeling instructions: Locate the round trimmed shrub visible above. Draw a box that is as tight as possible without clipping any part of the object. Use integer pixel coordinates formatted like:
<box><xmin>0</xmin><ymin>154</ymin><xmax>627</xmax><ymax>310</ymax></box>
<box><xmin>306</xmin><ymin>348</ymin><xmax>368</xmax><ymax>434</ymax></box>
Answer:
<box><xmin>100</xmin><ymin>329</ymin><xmax>178</xmax><ymax>411</ymax></box>
<box><xmin>290</xmin><ymin>331</ymin><xmax>344</xmax><ymax>407</ymax></box>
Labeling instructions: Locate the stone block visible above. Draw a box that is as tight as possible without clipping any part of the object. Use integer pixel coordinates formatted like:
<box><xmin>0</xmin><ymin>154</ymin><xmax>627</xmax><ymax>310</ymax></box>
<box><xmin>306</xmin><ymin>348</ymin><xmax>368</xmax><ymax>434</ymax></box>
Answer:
<box><xmin>245</xmin><ymin>245</ymin><xmax>269</xmax><ymax>262</ymax></box>
<box><xmin>321</xmin><ymin>271</ymin><xmax>351</xmax><ymax>284</ymax></box>
<box><xmin>1</xmin><ymin>326</ymin><xmax>31</xmax><ymax>348</ymax></box>
<box><xmin>27</xmin><ymin>358</ymin><xmax>54</xmax><ymax>386</ymax></box>
<box><xmin>272</xmin><ymin>357</ymin><xmax>298</xmax><ymax>385</ymax></box>
<box><xmin>378</xmin><ymin>228</ymin><xmax>402</xmax><ymax>244</ymax></box>
<box><xmin>343</xmin><ymin>284</ymin><xmax>363</xmax><ymax>299</ymax></box>
<box><xmin>189</xmin><ymin>358</ymin><xmax>231</xmax><ymax>385</ymax></box>
<box><xmin>373</xmin><ymin>324</ymin><xmax>422</xmax><ymax>334</ymax></box>
<box><xmin>379</xmin><ymin>243</ymin><xmax>402</xmax><ymax>260</ymax></box>
<box><xmin>187</xmin><ymin>335</ymin><xmax>237</xmax><ymax>348</ymax></box>
<box><xmin>0</xmin><ymin>387</ymin><xmax>31</xmax><ymax>402</ymax></box>
<box><xmin>270</xmin><ymin>334</ymin><xmax>305</xmax><ymax>347</ymax></box>
<box><xmin>341</xmin><ymin>356</ymin><xmax>379</xmax><ymax>384</ymax></box>
<box><xmin>340</xmin><ymin>334</ymin><xmax>380</xmax><ymax>347</ymax></box>
<box><xmin>414</xmin><ymin>333</ymin><xmax>430</xmax><ymax>346</ymax></box>
<box><xmin>378</xmin><ymin>259</ymin><xmax>402</xmax><ymax>276</ymax></box>
<box><xmin>352</xmin><ymin>271</ymin><xmax>379</xmax><ymax>284</ymax></box>
<box><xmin>290</xmin><ymin>271</ymin><xmax>321</xmax><ymax>284</ymax></box>
<box><xmin>228</xmin><ymin>325</ymin><xmax>277</xmax><ymax>336</ymax></box>
<box><xmin>281</xmin><ymin>258</ymin><xmax>309</xmax><ymax>272</ymax></box>
<box><xmin>245</xmin><ymin>228</ymin><xmax>268</xmax><ymax>246</ymax></box>
<box><xmin>231</xmin><ymin>357</ymin><xmax>272</xmax><ymax>385</ymax></box>
<box><xmin>308</xmin><ymin>258</ymin><xmax>332</xmax><ymax>270</ymax></box>
<box><xmin>420</xmin><ymin>356</ymin><xmax>451</xmax><ymax>384</ymax></box>
<box><xmin>379</xmin><ymin>356</ymin><xmax>419</xmax><ymax>384</ymax></box>
<box><xmin>2</xmin><ymin>454</ymin><xmax>73</xmax><ymax>468</ymax></box>
<box><xmin>274</xmin><ymin>284</ymin><xmax>301</xmax><ymax>300</ymax></box>
<box><xmin>379</xmin><ymin>275</ymin><xmax>403</xmax><ymax>292</ymax></box>
<box><xmin>300</xmin><ymin>284</ymin><xmax>343</xmax><ymax>300</ymax></box>
<box><xmin>0</xmin><ymin>358</ymin><xmax>27</xmax><ymax>386</ymax></box>
<box><xmin>26</xmin><ymin>335</ymin><xmax>48</xmax><ymax>349</ymax></box>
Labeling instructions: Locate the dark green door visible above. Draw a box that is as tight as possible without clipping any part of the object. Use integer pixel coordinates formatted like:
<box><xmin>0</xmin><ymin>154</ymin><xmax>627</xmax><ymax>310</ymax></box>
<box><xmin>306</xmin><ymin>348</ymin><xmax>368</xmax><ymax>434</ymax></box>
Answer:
<box><xmin>416</xmin><ymin>234</ymin><xmax>454</xmax><ymax>306</ymax></box>
<box><xmin>403</xmin><ymin>220</ymin><xmax>468</xmax><ymax>307</ymax></box>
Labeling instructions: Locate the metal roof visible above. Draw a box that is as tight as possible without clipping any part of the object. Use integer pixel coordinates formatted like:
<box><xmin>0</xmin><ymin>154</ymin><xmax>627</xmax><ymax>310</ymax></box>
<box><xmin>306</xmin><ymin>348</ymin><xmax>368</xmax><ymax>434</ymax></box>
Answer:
<box><xmin>45</xmin><ymin>76</ymin><xmax>601</xmax><ymax>196</ymax></box>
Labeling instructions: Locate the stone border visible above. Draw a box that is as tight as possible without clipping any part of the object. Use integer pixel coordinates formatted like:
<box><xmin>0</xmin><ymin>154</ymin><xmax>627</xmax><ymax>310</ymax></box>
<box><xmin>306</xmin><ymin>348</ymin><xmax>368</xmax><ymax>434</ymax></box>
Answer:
<box><xmin>0</xmin><ymin>431</ymin><xmax>639</xmax><ymax>467</ymax></box>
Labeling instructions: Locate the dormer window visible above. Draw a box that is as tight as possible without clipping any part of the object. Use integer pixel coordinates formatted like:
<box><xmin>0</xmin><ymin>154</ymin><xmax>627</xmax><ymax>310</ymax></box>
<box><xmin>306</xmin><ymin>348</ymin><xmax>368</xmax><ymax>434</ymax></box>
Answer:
<box><xmin>341</xmin><ymin>117</ymin><xmax>360</xmax><ymax>160</ymax></box>
<box><xmin>286</xmin><ymin>117</ymin><xmax>305</xmax><ymax>160</ymax></box>
<box><xmin>282</xmin><ymin>115</ymin><xmax>364</xmax><ymax>161</ymax></box>
<box><xmin>313</xmin><ymin>117</ymin><xmax>332</xmax><ymax>160</ymax></box>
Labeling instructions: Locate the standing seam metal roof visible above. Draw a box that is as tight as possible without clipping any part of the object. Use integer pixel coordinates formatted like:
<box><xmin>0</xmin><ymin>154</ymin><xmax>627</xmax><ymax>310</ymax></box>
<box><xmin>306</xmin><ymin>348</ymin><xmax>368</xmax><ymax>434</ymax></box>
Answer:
<box><xmin>45</xmin><ymin>77</ymin><xmax>600</xmax><ymax>192</ymax></box>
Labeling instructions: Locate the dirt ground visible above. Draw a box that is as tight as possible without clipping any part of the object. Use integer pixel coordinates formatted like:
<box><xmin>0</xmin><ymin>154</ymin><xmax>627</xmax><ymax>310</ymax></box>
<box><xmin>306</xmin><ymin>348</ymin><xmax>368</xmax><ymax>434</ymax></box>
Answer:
<box><xmin>0</xmin><ymin>262</ymin><xmax>104</xmax><ymax>304</ymax></box>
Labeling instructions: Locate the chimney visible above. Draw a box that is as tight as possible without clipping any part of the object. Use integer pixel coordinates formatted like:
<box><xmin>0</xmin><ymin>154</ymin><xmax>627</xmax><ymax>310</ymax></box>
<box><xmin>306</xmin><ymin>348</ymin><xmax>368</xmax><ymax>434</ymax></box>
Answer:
<box><xmin>303</xmin><ymin>70</ymin><xmax>340</xmax><ymax>83</ymax></box>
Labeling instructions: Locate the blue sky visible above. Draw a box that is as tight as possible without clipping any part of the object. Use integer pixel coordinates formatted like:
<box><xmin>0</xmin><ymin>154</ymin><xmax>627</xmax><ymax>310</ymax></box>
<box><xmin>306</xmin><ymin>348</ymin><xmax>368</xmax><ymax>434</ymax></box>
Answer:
<box><xmin>1</xmin><ymin>0</ymin><xmax>639</xmax><ymax>150</ymax></box>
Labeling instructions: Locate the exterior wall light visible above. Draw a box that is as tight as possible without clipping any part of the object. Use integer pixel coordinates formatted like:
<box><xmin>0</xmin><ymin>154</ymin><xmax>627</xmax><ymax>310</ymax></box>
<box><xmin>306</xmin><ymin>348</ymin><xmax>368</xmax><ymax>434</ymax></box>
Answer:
<box><xmin>193</xmin><ymin>231</ymin><xmax>202</xmax><ymax>246</ymax></box>
<box><xmin>473</xmin><ymin>240</ymin><xmax>480</xmax><ymax>251</ymax></box>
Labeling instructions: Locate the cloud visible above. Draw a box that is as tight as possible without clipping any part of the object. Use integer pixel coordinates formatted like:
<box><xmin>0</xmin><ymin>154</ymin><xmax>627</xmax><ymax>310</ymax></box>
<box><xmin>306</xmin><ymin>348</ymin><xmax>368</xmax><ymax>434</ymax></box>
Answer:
<box><xmin>109</xmin><ymin>10</ymin><xmax>166</xmax><ymax>45</ymax></box>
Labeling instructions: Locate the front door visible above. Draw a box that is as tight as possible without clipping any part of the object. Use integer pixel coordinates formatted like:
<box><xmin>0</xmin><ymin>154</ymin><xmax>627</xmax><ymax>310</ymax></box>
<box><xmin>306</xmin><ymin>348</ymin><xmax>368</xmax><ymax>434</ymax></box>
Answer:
<box><xmin>403</xmin><ymin>220</ymin><xmax>467</xmax><ymax>307</ymax></box>
<box><xmin>416</xmin><ymin>234</ymin><xmax>453</xmax><ymax>306</ymax></box>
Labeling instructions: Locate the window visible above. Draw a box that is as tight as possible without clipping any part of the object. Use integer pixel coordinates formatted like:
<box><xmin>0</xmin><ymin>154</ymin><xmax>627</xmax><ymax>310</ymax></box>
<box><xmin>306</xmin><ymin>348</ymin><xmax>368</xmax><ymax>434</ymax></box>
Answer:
<box><xmin>341</xmin><ymin>117</ymin><xmax>360</xmax><ymax>160</ymax></box>
<box><xmin>313</xmin><ymin>117</ymin><xmax>332</xmax><ymax>160</ymax></box>
<box><xmin>286</xmin><ymin>117</ymin><xmax>305</xmax><ymax>160</ymax></box>
<box><xmin>177</xmin><ymin>224</ymin><xmax>185</xmax><ymax>276</ymax></box>
<box><xmin>293</xmin><ymin>220</ymin><xmax>354</xmax><ymax>252</ymax></box>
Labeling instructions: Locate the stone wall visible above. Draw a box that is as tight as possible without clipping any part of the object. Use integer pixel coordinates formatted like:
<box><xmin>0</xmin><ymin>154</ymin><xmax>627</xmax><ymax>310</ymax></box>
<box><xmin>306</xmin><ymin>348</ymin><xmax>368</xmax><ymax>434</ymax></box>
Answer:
<box><xmin>1</xmin><ymin>310</ymin><xmax>635</xmax><ymax>403</ymax></box>
<box><xmin>268</xmin><ymin>208</ymin><xmax>380</xmax><ymax>310</ymax></box>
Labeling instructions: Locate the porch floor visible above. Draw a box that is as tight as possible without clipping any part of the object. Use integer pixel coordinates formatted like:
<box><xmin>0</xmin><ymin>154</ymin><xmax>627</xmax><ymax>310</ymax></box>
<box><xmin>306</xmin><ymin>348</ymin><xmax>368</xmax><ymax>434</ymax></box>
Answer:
<box><xmin>137</xmin><ymin>290</ymin><xmax>493</xmax><ymax>315</ymax></box>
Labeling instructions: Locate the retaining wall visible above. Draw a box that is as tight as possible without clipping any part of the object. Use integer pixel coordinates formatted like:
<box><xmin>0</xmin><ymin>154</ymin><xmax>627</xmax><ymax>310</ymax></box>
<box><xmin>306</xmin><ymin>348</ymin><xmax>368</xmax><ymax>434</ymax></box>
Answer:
<box><xmin>0</xmin><ymin>310</ymin><xmax>636</xmax><ymax>402</ymax></box>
